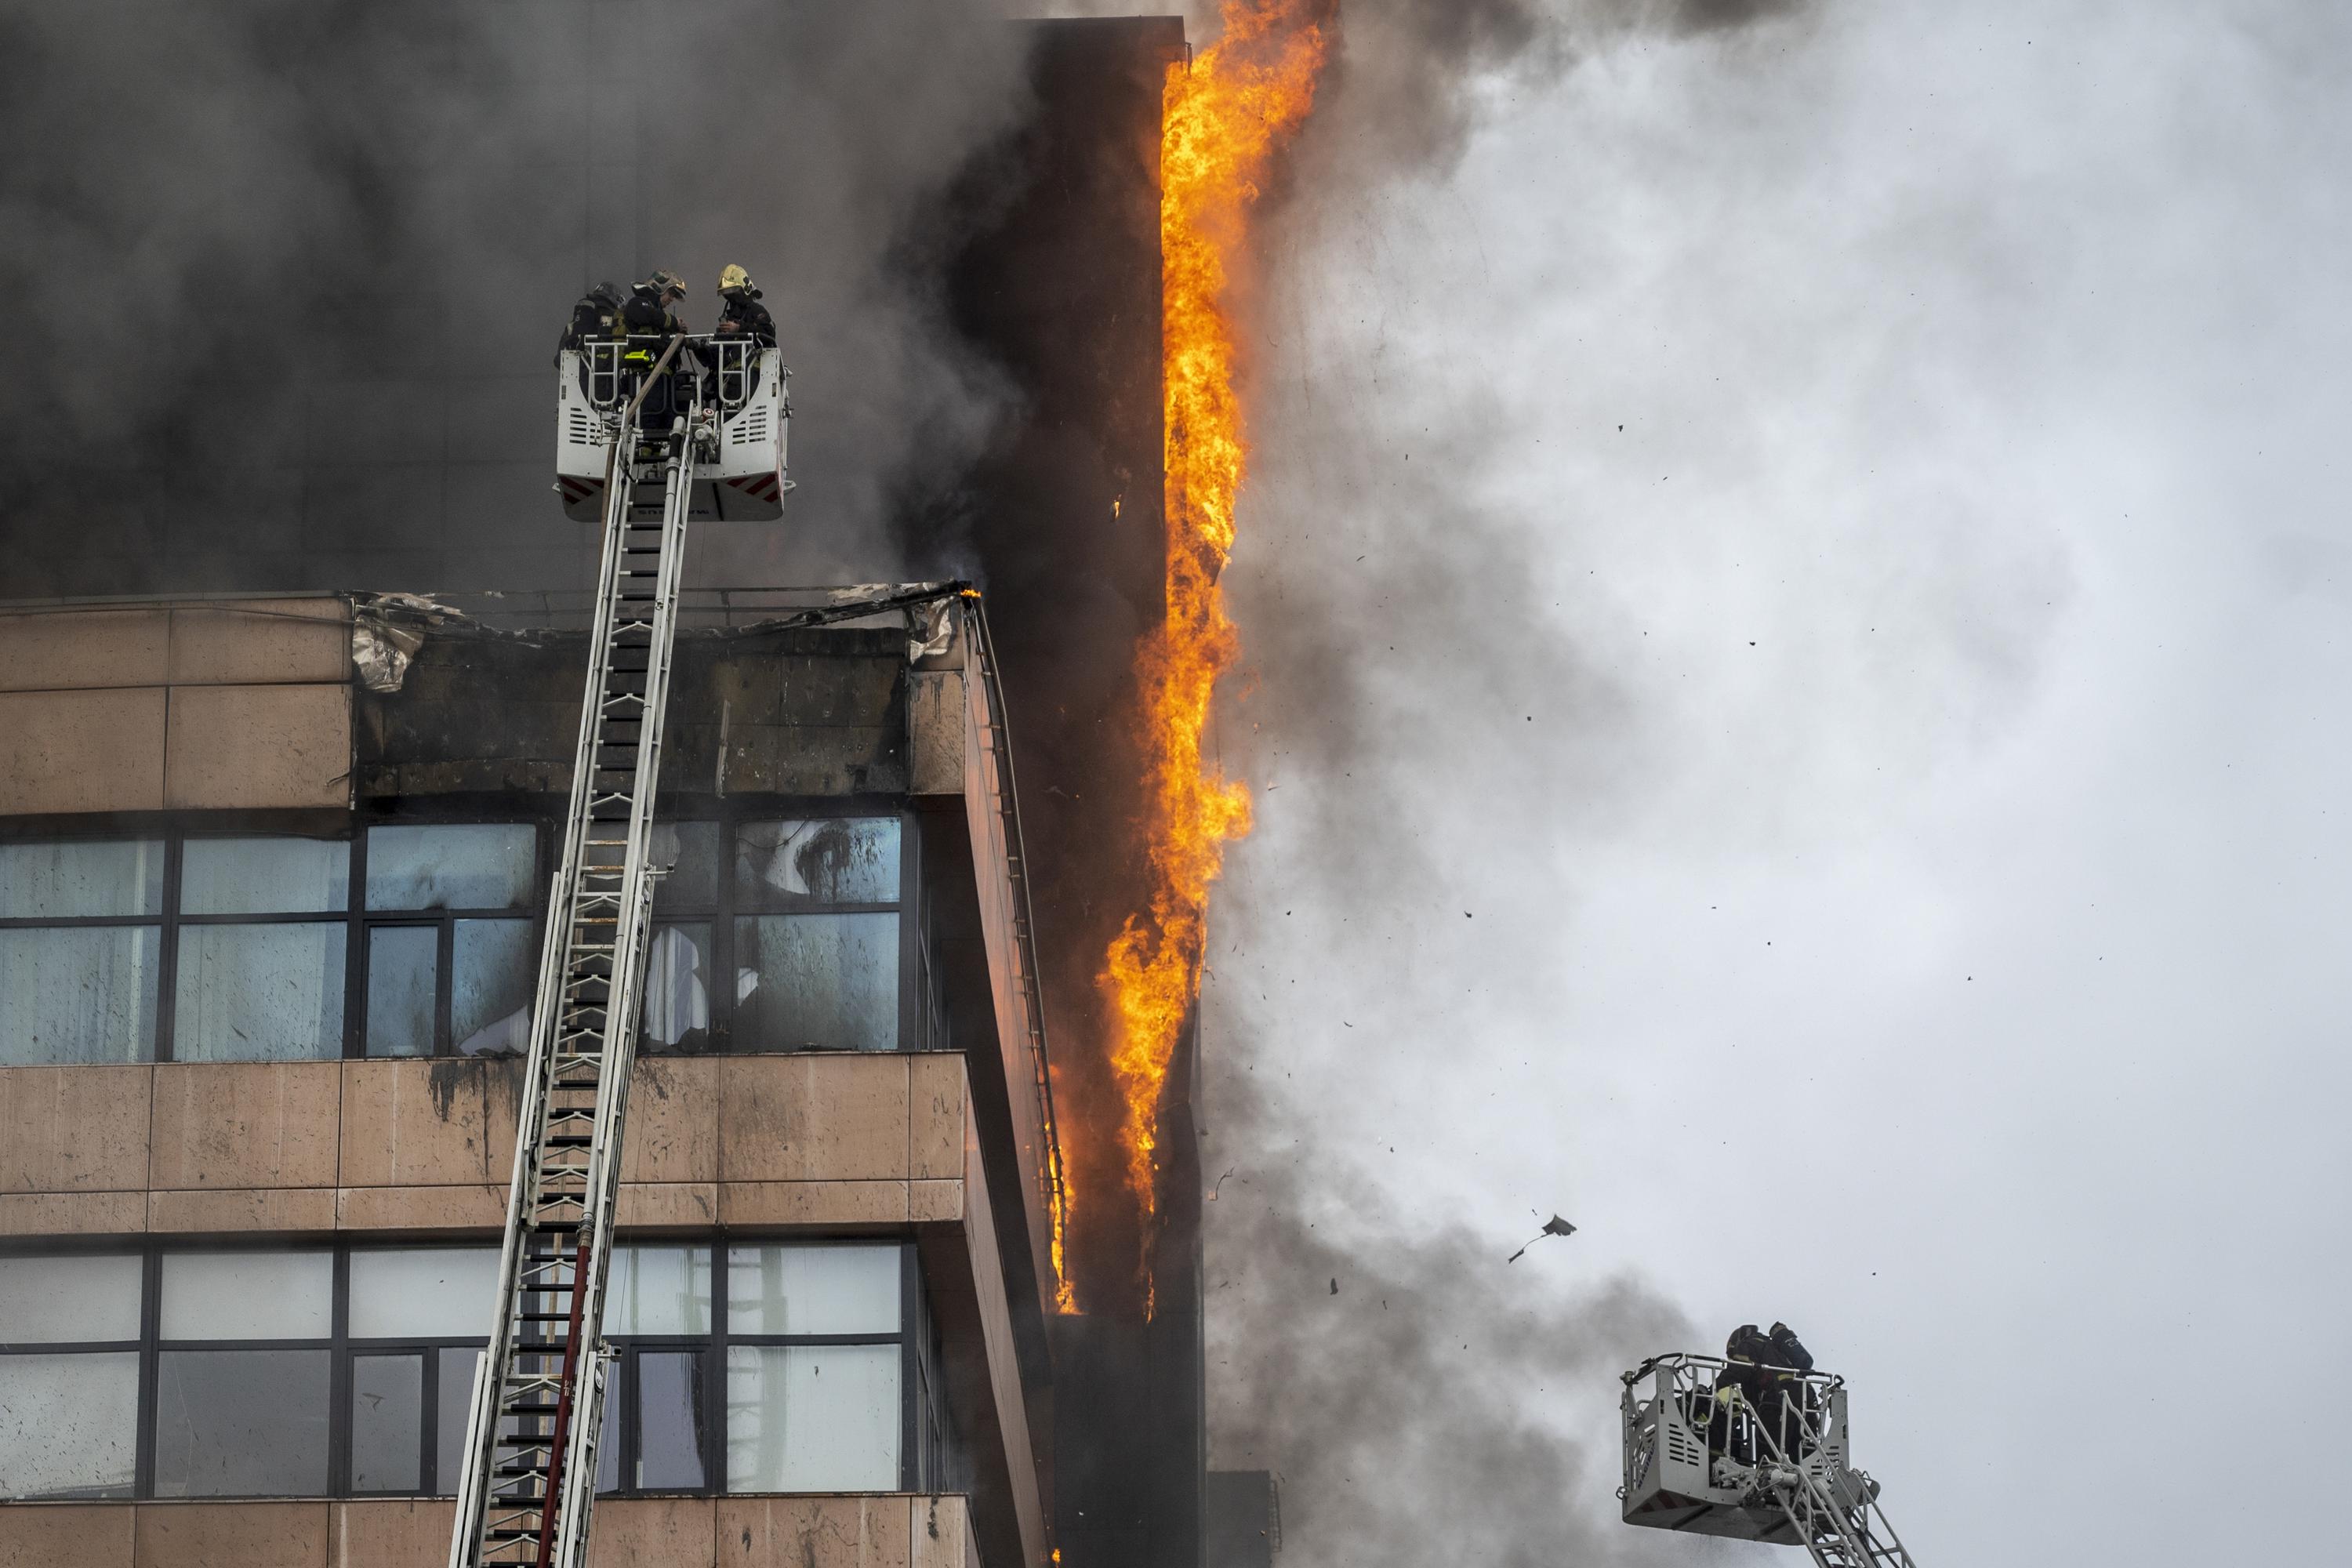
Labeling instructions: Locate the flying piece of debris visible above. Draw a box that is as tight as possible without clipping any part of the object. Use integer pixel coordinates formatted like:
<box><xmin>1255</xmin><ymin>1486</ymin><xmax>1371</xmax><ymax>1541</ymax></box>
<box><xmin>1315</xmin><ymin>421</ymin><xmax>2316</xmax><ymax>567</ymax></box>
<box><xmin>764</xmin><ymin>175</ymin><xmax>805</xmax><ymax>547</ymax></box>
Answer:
<box><xmin>1507</xmin><ymin>1214</ymin><xmax>1578</xmax><ymax>1263</ymax></box>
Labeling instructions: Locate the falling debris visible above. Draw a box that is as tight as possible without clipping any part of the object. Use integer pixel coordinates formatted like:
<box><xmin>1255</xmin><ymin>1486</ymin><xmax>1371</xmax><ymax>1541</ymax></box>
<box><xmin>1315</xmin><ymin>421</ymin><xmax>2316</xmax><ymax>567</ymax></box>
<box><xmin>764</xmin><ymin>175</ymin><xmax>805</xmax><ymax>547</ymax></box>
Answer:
<box><xmin>1329</xmin><ymin>1278</ymin><xmax>1339</xmax><ymax>1296</ymax></box>
<box><xmin>1507</xmin><ymin>1214</ymin><xmax>1578</xmax><ymax>1263</ymax></box>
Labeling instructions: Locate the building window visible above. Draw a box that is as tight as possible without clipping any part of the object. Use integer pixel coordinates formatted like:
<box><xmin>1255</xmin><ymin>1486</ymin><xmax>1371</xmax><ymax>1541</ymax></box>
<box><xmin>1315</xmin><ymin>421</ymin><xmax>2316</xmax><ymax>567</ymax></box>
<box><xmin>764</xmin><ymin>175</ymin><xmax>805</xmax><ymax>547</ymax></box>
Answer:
<box><xmin>175</xmin><ymin>838</ymin><xmax>350</xmax><ymax>1063</ymax></box>
<box><xmin>644</xmin><ymin>816</ymin><xmax>909</xmax><ymax>1054</ymax></box>
<box><xmin>359</xmin><ymin>824</ymin><xmax>539</xmax><ymax>1058</ymax></box>
<box><xmin>0</xmin><ymin>812</ymin><xmax>919</xmax><ymax>1065</ymax></box>
<box><xmin>0</xmin><ymin>823</ymin><xmax>540</xmax><ymax>1067</ymax></box>
<box><xmin>0</xmin><ymin>1240</ymin><xmax>947</xmax><ymax>1501</ymax></box>
<box><xmin>0</xmin><ymin>840</ymin><xmax>165</xmax><ymax>1067</ymax></box>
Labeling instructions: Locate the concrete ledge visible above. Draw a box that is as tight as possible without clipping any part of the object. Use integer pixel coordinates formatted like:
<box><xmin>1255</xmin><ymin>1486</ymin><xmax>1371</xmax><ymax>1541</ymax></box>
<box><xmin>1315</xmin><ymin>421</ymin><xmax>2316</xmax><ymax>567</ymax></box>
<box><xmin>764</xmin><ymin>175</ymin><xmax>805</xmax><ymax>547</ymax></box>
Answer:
<box><xmin>149</xmin><ymin>1187</ymin><xmax>337</xmax><ymax>1233</ymax></box>
<box><xmin>719</xmin><ymin>1179</ymin><xmax>912</xmax><ymax>1227</ymax></box>
<box><xmin>0</xmin><ymin>1502</ymin><xmax>138</xmax><ymax>1568</ymax></box>
<box><xmin>328</xmin><ymin>1501</ymin><xmax>451</xmax><ymax>1568</ymax></box>
<box><xmin>910</xmin><ymin>1180</ymin><xmax>965</xmax><ymax>1224</ymax></box>
<box><xmin>615</xmin><ymin>1181</ymin><xmax>720</xmax><ymax>1229</ymax></box>
<box><xmin>132</xmin><ymin>1501</ymin><xmax>328</xmax><ymax>1568</ymax></box>
<box><xmin>0</xmin><ymin>1496</ymin><xmax>976</xmax><ymax>1568</ymax></box>
<box><xmin>0</xmin><ymin>1190</ymin><xmax>147</xmax><ymax>1236</ymax></box>
<box><xmin>336</xmin><ymin>1184</ymin><xmax>506</xmax><ymax>1231</ymax></box>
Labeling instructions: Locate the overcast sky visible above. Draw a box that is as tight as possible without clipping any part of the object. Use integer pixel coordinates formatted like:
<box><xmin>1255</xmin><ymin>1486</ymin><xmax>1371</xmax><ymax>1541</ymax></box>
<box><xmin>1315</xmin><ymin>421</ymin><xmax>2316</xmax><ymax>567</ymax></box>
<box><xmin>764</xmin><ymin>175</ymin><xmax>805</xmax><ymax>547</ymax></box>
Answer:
<box><xmin>1185</xmin><ymin>2</ymin><xmax>2352</xmax><ymax>1563</ymax></box>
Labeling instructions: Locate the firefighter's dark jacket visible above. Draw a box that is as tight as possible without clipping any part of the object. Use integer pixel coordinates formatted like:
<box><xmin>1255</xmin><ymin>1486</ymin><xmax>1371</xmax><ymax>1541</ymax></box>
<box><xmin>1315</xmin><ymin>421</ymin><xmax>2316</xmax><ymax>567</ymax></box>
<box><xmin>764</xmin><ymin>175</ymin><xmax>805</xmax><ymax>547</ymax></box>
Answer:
<box><xmin>557</xmin><ymin>291</ymin><xmax>621</xmax><ymax>364</ymax></box>
<box><xmin>622</xmin><ymin>287</ymin><xmax>687</xmax><ymax>340</ymax></box>
<box><xmin>717</xmin><ymin>292</ymin><xmax>777</xmax><ymax>348</ymax></box>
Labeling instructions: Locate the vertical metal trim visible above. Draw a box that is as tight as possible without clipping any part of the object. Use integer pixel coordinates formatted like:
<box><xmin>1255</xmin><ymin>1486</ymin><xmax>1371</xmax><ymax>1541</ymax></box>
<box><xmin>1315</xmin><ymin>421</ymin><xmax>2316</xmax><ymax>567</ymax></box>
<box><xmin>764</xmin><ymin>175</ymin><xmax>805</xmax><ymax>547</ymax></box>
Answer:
<box><xmin>344</xmin><ymin>829</ymin><xmax>368</xmax><ymax>1058</ymax></box>
<box><xmin>328</xmin><ymin>1246</ymin><xmax>352</xmax><ymax>1497</ymax></box>
<box><xmin>437</xmin><ymin>919</ymin><xmax>456</xmax><ymax>1058</ymax></box>
<box><xmin>897</xmin><ymin>808</ymin><xmax>920</xmax><ymax>1053</ymax></box>
<box><xmin>133</xmin><ymin>1247</ymin><xmax>161</xmax><ymax>1497</ymax></box>
<box><xmin>154</xmin><ymin>834</ymin><xmax>183</xmax><ymax>1063</ymax></box>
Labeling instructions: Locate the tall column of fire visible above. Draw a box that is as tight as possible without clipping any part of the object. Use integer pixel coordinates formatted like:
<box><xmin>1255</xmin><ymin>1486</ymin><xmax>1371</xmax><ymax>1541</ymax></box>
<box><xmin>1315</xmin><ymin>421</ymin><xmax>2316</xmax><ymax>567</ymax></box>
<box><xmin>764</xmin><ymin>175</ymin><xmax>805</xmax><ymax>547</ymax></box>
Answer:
<box><xmin>1092</xmin><ymin>0</ymin><xmax>1333</xmax><ymax>1311</ymax></box>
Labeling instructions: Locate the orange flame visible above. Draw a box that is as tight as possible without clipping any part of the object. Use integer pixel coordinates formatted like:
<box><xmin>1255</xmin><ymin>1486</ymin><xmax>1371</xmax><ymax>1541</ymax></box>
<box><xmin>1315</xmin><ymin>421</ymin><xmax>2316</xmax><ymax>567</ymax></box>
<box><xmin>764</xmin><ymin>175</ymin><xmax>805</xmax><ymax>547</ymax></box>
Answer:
<box><xmin>1098</xmin><ymin>0</ymin><xmax>1331</xmax><ymax>1302</ymax></box>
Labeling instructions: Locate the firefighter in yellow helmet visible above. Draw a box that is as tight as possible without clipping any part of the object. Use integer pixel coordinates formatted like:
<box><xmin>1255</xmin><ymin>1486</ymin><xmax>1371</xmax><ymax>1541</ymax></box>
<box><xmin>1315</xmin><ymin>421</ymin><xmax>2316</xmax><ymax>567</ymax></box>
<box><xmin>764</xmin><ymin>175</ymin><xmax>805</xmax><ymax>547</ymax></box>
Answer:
<box><xmin>715</xmin><ymin>264</ymin><xmax>776</xmax><ymax>348</ymax></box>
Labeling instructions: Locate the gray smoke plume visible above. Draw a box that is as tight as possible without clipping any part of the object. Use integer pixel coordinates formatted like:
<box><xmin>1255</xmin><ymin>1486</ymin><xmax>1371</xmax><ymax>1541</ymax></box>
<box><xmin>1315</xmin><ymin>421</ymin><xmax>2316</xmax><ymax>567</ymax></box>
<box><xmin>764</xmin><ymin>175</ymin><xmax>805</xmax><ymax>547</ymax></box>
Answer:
<box><xmin>1207</xmin><ymin>1098</ymin><xmax>1700</xmax><ymax>1567</ymax></box>
<box><xmin>0</xmin><ymin>1</ymin><xmax>1028</xmax><ymax>595</ymax></box>
<box><xmin>1196</xmin><ymin>0</ymin><xmax>1824</xmax><ymax>1562</ymax></box>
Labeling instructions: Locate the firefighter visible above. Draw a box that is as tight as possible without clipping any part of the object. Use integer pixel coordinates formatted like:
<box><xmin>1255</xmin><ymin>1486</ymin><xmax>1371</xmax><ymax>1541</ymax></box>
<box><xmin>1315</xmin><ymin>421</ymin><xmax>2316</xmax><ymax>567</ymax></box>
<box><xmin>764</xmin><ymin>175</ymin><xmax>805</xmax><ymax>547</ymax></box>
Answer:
<box><xmin>556</xmin><ymin>281</ymin><xmax>624</xmax><ymax>364</ymax></box>
<box><xmin>618</xmin><ymin>270</ymin><xmax>691</xmax><ymax>430</ymax></box>
<box><xmin>1757</xmin><ymin>1321</ymin><xmax>1816</xmax><ymax>1457</ymax></box>
<box><xmin>714</xmin><ymin>264</ymin><xmax>777</xmax><ymax>347</ymax></box>
<box><xmin>1711</xmin><ymin>1325</ymin><xmax>1769</xmax><ymax>1463</ymax></box>
<box><xmin>622</xmin><ymin>270</ymin><xmax>690</xmax><ymax>340</ymax></box>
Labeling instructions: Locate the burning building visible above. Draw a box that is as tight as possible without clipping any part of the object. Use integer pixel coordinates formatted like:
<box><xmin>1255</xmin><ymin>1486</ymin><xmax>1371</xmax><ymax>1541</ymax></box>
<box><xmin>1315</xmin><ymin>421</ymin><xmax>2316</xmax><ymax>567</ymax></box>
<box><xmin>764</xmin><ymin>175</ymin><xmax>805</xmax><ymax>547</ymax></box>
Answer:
<box><xmin>0</xmin><ymin>11</ymin><xmax>1278</xmax><ymax>1568</ymax></box>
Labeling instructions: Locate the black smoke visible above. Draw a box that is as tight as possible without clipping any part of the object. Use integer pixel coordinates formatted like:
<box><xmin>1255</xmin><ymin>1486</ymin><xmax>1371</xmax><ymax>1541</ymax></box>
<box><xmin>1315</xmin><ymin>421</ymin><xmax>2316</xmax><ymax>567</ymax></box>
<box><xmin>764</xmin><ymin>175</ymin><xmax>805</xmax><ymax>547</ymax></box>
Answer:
<box><xmin>0</xmin><ymin>1</ymin><xmax>1029</xmax><ymax>595</ymax></box>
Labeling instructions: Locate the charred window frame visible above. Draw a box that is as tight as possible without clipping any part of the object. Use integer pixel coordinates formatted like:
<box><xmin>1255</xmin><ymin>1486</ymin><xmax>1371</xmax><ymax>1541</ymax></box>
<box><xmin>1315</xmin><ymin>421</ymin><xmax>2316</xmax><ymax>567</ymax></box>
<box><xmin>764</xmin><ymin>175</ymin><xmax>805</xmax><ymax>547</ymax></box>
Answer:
<box><xmin>641</xmin><ymin>808</ymin><xmax>916</xmax><ymax>1055</ymax></box>
<box><xmin>0</xmin><ymin>1239</ymin><xmax>945</xmax><ymax>1501</ymax></box>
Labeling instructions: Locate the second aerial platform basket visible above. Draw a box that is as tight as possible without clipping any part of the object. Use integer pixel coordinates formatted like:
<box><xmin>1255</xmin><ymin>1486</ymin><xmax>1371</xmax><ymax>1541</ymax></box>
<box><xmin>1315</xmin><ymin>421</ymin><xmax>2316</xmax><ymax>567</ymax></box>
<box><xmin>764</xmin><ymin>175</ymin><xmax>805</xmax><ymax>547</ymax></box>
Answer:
<box><xmin>556</xmin><ymin>336</ymin><xmax>792</xmax><ymax>522</ymax></box>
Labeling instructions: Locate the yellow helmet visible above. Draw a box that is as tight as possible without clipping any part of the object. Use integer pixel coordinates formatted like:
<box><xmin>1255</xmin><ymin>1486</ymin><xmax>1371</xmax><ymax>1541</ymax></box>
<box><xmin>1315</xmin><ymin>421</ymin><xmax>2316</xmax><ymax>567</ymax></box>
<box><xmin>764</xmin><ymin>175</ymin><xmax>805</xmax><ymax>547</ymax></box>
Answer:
<box><xmin>718</xmin><ymin>263</ymin><xmax>760</xmax><ymax>299</ymax></box>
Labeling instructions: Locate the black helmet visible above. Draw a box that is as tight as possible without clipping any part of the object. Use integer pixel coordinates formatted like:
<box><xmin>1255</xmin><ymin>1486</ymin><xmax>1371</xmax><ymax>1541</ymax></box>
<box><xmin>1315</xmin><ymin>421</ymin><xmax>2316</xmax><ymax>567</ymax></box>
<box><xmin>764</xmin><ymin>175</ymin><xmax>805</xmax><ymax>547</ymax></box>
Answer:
<box><xmin>588</xmin><ymin>281</ymin><xmax>623</xmax><ymax>310</ymax></box>
<box><xmin>1726</xmin><ymin>1324</ymin><xmax>1767</xmax><ymax>1362</ymax></box>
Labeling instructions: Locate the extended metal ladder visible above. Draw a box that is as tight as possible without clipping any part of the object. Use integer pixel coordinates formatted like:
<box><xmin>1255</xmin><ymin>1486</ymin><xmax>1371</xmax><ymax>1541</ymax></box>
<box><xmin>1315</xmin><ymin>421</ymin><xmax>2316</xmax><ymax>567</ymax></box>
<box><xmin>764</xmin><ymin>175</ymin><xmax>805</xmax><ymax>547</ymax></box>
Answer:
<box><xmin>1748</xmin><ymin>1397</ymin><xmax>1919</xmax><ymax>1568</ymax></box>
<box><xmin>448</xmin><ymin>342</ymin><xmax>700</xmax><ymax>1568</ymax></box>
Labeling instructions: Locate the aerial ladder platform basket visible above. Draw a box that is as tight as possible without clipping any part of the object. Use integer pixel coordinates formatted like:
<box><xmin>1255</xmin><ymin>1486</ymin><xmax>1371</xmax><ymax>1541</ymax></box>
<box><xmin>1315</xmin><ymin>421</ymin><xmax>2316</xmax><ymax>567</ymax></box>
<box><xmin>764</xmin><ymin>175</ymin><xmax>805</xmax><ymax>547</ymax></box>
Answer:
<box><xmin>556</xmin><ymin>335</ymin><xmax>791</xmax><ymax>522</ymax></box>
<box><xmin>1621</xmin><ymin>1352</ymin><xmax>1921</xmax><ymax>1568</ymax></box>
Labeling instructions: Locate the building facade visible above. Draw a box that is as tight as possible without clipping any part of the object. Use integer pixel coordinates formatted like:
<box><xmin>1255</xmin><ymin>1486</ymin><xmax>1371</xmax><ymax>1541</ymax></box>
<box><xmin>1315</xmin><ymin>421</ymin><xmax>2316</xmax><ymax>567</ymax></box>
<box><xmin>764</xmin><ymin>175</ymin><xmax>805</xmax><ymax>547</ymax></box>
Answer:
<box><xmin>0</xmin><ymin>591</ymin><xmax>1058</xmax><ymax>1567</ymax></box>
<box><xmin>0</xmin><ymin>12</ymin><xmax>1223</xmax><ymax>1566</ymax></box>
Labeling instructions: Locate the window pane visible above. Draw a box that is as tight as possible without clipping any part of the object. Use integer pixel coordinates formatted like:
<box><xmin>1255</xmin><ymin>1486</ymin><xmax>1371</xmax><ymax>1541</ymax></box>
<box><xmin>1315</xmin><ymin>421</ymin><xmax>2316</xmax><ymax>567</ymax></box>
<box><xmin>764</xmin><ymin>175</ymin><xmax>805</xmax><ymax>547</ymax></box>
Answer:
<box><xmin>0</xmin><ymin>840</ymin><xmax>162</xmax><ymax>919</ymax></box>
<box><xmin>0</xmin><ymin>927</ymin><xmax>158</xmax><ymax>1065</ymax></box>
<box><xmin>0</xmin><ymin>1352</ymin><xmax>138</xmax><ymax>1499</ymax></box>
<box><xmin>172</xmin><ymin>924</ymin><xmax>345</xmax><ymax>1062</ymax></box>
<box><xmin>180</xmin><ymin>837</ymin><xmax>348</xmax><ymax>914</ymax></box>
<box><xmin>606</xmin><ymin>1247</ymin><xmax>712</xmax><ymax>1336</ymax></box>
<box><xmin>437</xmin><ymin>1347</ymin><xmax>482</xmax><ymax>1496</ymax></box>
<box><xmin>724</xmin><ymin>1345</ymin><xmax>898</xmax><ymax>1493</ymax></box>
<box><xmin>365</xmin><ymin>925</ymin><xmax>437</xmax><ymax>1057</ymax></box>
<box><xmin>453</xmin><ymin>919</ymin><xmax>534</xmax><ymax>1054</ymax></box>
<box><xmin>637</xmin><ymin>1351</ymin><xmax>709</xmax><ymax>1490</ymax></box>
<box><xmin>349</xmin><ymin>1248</ymin><xmax>500</xmax><ymax>1339</ymax></box>
<box><xmin>153</xmin><ymin>1348</ymin><xmax>330</xmax><ymax>1497</ymax></box>
<box><xmin>351</xmin><ymin>1353</ymin><xmax>424</xmax><ymax>1492</ymax></box>
<box><xmin>367</xmin><ymin>825</ymin><xmax>535</xmax><ymax>911</ymax></box>
<box><xmin>650</xmin><ymin>822</ymin><xmax>720</xmax><ymax>911</ymax></box>
<box><xmin>641</xmin><ymin>923</ymin><xmax>710</xmax><ymax>1051</ymax></box>
<box><xmin>735</xmin><ymin>914</ymin><xmax>898</xmax><ymax>1051</ymax></box>
<box><xmin>161</xmin><ymin>1250</ymin><xmax>332</xmax><ymax>1340</ymax></box>
<box><xmin>0</xmin><ymin>1254</ymin><xmax>143</xmax><ymax>1342</ymax></box>
<box><xmin>736</xmin><ymin>819</ymin><xmax>899</xmax><ymax>907</ymax></box>
<box><xmin>727</xmin><ymin>1245</ymin><xmax>901</xmax><ymax>1337</ymax></box>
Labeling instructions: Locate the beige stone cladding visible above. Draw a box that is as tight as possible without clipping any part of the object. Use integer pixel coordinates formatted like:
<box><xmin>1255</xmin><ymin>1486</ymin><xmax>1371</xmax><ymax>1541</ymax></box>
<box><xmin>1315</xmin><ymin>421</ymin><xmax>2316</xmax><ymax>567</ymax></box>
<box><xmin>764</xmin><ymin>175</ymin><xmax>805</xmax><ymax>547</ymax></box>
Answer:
<box><xmin>0</xmin><ymin>1495</ymin><xmax>980</xmax><ymax>1568</ymax></box>
<box><xmin>0</xmin><ymin>599</ymin><xmax>351</xmax><ymax>817</ymax></box>
<box><xmin>0</xmin><ymin>1054</ymin><xmax>974</xmax><ymax>1238</ymax></box>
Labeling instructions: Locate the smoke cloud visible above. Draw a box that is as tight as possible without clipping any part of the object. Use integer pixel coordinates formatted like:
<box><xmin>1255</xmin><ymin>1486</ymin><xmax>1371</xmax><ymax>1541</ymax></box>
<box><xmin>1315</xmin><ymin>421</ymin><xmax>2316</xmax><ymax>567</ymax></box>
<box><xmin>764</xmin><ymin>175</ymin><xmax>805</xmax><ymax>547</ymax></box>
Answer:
<box><xmin>1198</xmin><ymin>0</ymin><xmax>1829</xmax><ymax>1560</ymax></box>
<box><xmin>0</xmin><ymin>1</ymin><xmax>1029</xmax><ymax>594</ymax></box>
<box><xmin>1207</xmin><ymin>1117</ymin><xmax>1697</xmax><ymax>1566</ymax></box>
